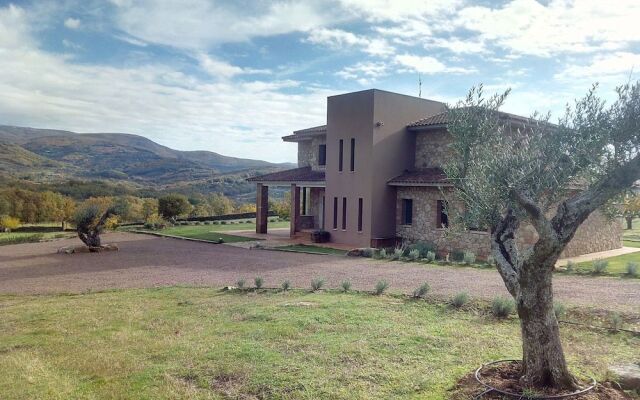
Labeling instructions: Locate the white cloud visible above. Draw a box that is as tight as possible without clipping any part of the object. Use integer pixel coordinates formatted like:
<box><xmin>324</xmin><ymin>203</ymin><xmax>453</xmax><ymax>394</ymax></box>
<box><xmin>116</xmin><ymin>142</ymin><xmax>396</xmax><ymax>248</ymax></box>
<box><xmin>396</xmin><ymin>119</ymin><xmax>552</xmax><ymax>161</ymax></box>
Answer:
<box><xmin>425</xmin><ymin>37</ymin><xmax>487</xmax><ymax>54</ymax></box>
<box><xmin>555</xmin><ymin>52</ymin><xmax>640</xmax><ymax>80</ymax></box>
<box><xmin>395</xmin><ymin>54</ymin><xmax>476</xmax><ymax>75</ymax></box>
<box><xmin>64</xmin><ymin>17</ymin><xmax>80</xmax><ymax>29</ymax></box>
<box><xmin>455</xmin><ymin>0</ymin><xmax>640</xmax><ymax>57</ymax></box>
<box><xmin>306</xmin><ymin>28</ymin><xmax>394</xmax><ymax>57</ymax></box>
<box><xmin>0</xmin><ymin>4</ymin><xmax>331</xmax><ymax>163</ymax></box>
<box><xmin>339</xmin><ymin>0</ymin><xmax>461</xmax><ymax>22</ymax></box>
<box><xmin>111</xmin><ymin>0</ymin><xmax>343</xmax><ymax>49</ymax></box>
<box><xmin>336</xmin><ymin>61</ymin><xmax>388</xmax><ymax>84</ymax></box>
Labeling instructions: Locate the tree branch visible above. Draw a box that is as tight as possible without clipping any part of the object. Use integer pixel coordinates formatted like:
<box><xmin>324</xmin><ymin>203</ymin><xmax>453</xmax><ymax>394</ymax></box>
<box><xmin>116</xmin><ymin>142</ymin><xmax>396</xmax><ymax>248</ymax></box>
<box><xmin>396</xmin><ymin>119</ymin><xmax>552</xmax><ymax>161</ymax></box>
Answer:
<box><xmin>553</xmin><ymin>153</ymin><xmax>640</xmax><ymax>244</ymax></box>
<box><xmin>491</xmin><ymin>208</ymin><xmax>521</xmax><ymax>297</ymax></box>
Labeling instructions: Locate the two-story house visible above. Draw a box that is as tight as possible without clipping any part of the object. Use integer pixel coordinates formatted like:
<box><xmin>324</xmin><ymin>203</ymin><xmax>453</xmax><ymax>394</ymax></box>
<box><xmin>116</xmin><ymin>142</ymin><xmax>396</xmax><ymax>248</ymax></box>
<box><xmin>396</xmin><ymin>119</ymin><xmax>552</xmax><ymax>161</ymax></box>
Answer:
<box><xmin>249</xmin><ymin>89</ymin><xmax>622</xmax><ymax>258</ymax></box>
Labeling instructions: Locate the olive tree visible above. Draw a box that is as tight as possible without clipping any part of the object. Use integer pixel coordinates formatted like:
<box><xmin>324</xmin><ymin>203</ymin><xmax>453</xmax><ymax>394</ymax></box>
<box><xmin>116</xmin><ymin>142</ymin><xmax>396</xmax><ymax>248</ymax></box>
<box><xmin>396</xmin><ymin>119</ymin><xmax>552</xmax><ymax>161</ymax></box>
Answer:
<box><xmin>74</xmin><ymin>204</ymin><xmax>120</xmax><ymax>249</ymax></box>
<box><xmin>444</xmin><ymin>82</ymin><xmax>640</xmax><ymax>389</ymax></box>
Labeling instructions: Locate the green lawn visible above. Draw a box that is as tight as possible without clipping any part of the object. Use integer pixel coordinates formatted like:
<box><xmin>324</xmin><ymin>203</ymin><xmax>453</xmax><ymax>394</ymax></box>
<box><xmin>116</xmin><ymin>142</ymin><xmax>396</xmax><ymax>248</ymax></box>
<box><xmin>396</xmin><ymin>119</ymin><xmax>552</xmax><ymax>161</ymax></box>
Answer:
<box><xmin>0</xmin><ymin>231</ymin><xmax>75</xmax><ymax>246</ymax></box>
<box><xmin>0</xmin><ymin>288</ymin><xmax>637</xmax><ymax>400</ymax></box>
<box><xmin>273</xmin><ymin>244</ymin><xmax>347</xmax><ymax>255</ymax></box>
<box><xmin>132</xmin><ymin>220</ymin><xmax>290</xmax><ymax>243</ymax></box>
<box><xmin>623</xmin><ymin>217</ymin><xmax>640</xmax><ymax>248</ymax></box>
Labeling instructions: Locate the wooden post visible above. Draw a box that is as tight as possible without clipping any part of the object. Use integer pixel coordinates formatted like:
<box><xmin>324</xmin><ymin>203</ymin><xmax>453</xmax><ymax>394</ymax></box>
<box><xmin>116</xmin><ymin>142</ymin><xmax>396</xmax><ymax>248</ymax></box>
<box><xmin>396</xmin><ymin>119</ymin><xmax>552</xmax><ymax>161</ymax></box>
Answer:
<box><xmin>256</xmin><ymin>183</ymin><xmax>268</xmax><ymax>234</ymax></box>
<box><xmin>290</xmin><ymin>184</ymin><xmax>300</xmax><ymax>237</ymax></box>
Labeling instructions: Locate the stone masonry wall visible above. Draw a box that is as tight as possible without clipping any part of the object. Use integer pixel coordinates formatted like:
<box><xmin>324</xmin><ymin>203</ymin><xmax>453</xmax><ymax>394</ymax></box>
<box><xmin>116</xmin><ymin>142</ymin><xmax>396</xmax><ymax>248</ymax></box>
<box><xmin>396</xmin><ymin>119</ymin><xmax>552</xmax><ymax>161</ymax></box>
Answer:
<box><xmin>396</xmin><ymin>186</ymin><xmax>622</xmax><ymax>259</ymax></box>
<box><xmin>297</xmin><ymin>136</ymin><xmax>326</xmax><ymax>171</ymax></box>
<box><xmin>308</xmin><ymin>187</ymin><xmax>325</xmax><ymax>229</ymax></box>
<box><xmin>414</xmin><ymin>130</ymin><xmax>453</xmax><ymax>169</ymax></box>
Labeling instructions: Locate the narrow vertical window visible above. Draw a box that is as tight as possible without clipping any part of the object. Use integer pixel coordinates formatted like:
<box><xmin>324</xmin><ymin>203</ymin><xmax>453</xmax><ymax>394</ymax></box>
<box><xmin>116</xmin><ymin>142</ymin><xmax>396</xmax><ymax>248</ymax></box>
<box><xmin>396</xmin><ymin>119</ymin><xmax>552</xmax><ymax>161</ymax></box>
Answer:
<box><xmin>342</xmin><ymin>197</ymin><xmax>347</xmax><ymax>230</ymax></box>
<box><xmin>402</xmin><ymin>199</ymin><xmax>413</xmax><ymax>225</ymax></box>
<box><xmin>333</xmin><ymin>197</ymin><xmax>338</xmax><ymax>229</ymax></box>
<box><xmin>338</xmin><ymin>139</ymin><xmax>344</xmax><ymax>172</ymax></box>
<box><xmin>437</xmin><ymin>200</ymin><xmax>449</xmax><ymax>228</ymax></box>
<box><xmin>358</xmin><ymin>198</ymin><xmax>363</xmax><ymax>232</ymax></box>
<box><xmin>302</xmin><ymin>187</ymin><xmax>307</xmax><ymax>215</ymax></box>
<box><xmin>350</xmin><ymin>138</ymin><xmax>355</xmax><ymax>171</ymax></box>
<box><xmin>318</xmin><ymin>144</ymin><xmax>326</xmax><ymax>166</ymax></box>
<box><xmin>322</xmin><ymin>196</ymin><xmax>326</xmax><ymax>229</ymax></box>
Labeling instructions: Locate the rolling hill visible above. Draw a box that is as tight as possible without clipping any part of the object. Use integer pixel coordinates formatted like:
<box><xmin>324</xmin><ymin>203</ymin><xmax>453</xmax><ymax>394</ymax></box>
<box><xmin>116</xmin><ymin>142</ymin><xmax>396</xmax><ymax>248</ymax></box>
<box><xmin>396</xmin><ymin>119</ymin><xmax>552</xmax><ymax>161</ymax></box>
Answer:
<box><xmin>0</xmin><ymin>125</ymin><xmax>294</xmax><ymax>200</ymax></box>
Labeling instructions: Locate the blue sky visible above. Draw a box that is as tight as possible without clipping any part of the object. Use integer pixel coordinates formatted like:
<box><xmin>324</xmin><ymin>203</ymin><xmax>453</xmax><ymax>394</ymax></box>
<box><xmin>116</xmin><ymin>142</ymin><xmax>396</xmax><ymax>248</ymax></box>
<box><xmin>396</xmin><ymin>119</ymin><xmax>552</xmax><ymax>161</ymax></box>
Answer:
<box><xmin>1</xmin><ymin>0</ymin><xmax>639</xmax><ymax>162</ymax></box>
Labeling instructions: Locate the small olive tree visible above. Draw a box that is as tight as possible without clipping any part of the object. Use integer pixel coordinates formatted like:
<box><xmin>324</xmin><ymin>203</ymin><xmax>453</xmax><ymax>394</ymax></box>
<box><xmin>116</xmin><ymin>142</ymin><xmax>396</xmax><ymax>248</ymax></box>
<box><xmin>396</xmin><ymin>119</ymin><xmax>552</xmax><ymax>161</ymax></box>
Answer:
<box><xmin>444</xmin><ymin>82</ymin><xmax>640</xmax><ymax>389</ymax></box>
<box><xmin>74</xmin><ymin>205</ymin><xmax>119</xmax><ymax>249</ymax></box>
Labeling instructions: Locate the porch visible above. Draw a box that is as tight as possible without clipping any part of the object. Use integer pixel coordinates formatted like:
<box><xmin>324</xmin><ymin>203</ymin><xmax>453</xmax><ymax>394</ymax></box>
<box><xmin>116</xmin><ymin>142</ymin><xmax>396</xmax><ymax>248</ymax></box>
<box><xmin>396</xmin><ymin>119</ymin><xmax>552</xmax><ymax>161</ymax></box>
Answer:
<box><xmin>247</xmin><ymin>166</ymin><xmax>326</xmax><ymax>238</ymax></box>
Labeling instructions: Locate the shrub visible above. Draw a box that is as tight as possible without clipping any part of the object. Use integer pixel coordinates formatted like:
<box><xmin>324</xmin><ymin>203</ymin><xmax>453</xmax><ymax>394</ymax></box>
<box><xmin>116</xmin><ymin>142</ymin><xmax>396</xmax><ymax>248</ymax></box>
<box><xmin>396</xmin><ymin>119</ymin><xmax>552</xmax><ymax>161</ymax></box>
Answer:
<box><xmin>408</xmin><ymin>249</ymin><xmax>420</xmax><ymax>261</ymax></box>
<box><xmin>378</xmin><ymin>248</ymin><xmax>387</xmax><ymax>259</ymax></box>
<box><xmin>485</xmin><ymin>255</ymin><xmax>496</xmax><ymax>266</ymax></box>
<box><xmin>340</xmin><ymin>280</ymin><xmax>352</xmax><ymax>292</ymax></box>
<box><xmin>144</xmin><ymin>214</ymin><xmax>167</xmax><ymax>230</ymax></box>
<box><xmin>236</xmin><ymin>279</ymin><xmax>246</xmax><ymax>289</ymax></box>
<box><xmin>407</xmin><ymin>241</ymin><xmax>437</xmax><ymax>258</ymax></box>
<box><xmin>451</xmin><ymin>250</ymin><xmax>465</xmax><ymax>262</ymax></box>
<box><xmin>311</xmin><ymin>277</ymin><xmax>325</xmax><ymax>291</ymax></box>
<box><xmin>374</xmin><ymin>280</ymin><xmax>389</xmax><ymax>295</ymax></box>
<box><xmin>565</xmin><ymin>260</ymin><xmax>576</xmax><ymax>272</ymax></box>
<box><xmin>213</xmin><ymin>221</ymin><xmax>221</xmax><ymax>225</ymax></box>
<box><xmin>491</xmin><ymin>296</ymin><xmax>514</xmax><ymax>319</ymax></box>
<box><xmin>221</xmin><ymin>221</ymin><xmax>228</xmax><ymax>225</ymax></box>
<box><xmin>194</xmin><ymin>221</ymin><xmax>202</xmax><ymax>225</ymax></box>
<box><xmin>0</xmin><ymin>215</ymin><xmax>20</xmax><ymax>232</ymax></box>
<box><xmin>204</xmin><ymin>221</ymin><xmax>212</xmax><ymax>225</ymax></box>
<box><xmin>254</xmin><ymin>276</ymin><xmax>264</xmax><ymax>289</ymax></box>
<box><xmin>609</xmin><ymin>313</ymin><xmax>624</xmax><ymax>331</ymax></box>
<box><xmin>554</xmin><ymin>302</ymin><xmax>566</xmax><ymax>319</ymax></box>
<box><xmin>390</xmin><ymin>247</ymin><xmax>403</xmax><ymax>260</ymax></box>
<box><xmin>463</xmin><ymin>251</ymin><xmax>476</xmax><ymax>265</ymax></box>
<box><xmin>412</xmin><ymin>282</ymin><xmax>430</xmax><ymax>299</ymax></box>
<box><xmin>592</xmin><ymin>259</ymin><xmax>609</xmax><ymax>275</ymax></box>
<box><xmin>361</xmin><ymin>248</ymin><xmax>375</xmax><ymax>258</ymax></box>
<box><xmin>626</xmin><ymin>261</ymin><xmax>639</xmax><ymax>277</ymax></box>
<box><xmin>425</xmin><ymin>251</ymin><xmax>436</xmax><ymax>262</ymax></box>
<box><xmin>281</xmin><ymin>280</ymin><xmax>291</xmax><ymax>291</ymax></box>
<box><xmin>451</xmin><ymin>292</ymin><xmax>469</xmax><ymax>308</ymax></box>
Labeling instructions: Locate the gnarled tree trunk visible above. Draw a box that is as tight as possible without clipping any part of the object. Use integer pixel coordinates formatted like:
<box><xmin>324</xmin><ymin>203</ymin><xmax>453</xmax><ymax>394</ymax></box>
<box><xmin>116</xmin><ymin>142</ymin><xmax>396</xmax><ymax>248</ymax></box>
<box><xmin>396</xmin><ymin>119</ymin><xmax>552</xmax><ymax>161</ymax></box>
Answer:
<box><xmin>626</xmin><ymin>216</ymin><xmax>633</xmax><ymax>230</ymax></box>
<box><xmin>517</xmin><ymin>261</ymin><xmax>577</xmax><ymax>389</ymax></box>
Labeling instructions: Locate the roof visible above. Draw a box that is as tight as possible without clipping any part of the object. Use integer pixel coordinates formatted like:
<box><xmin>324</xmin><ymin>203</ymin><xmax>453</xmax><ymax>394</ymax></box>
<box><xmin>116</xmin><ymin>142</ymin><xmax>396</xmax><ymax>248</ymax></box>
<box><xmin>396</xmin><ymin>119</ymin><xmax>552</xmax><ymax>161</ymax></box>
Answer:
<box><xmin>247</xmin><ymin>166</ymin><xmax>325</xmax><ymax>184</ymax></box>
<box><xmin>388</xmin><ymin>168</ymin><xmax>451</xmax><ymax>186</ymax></box>
<box><xmin>407</xmin><ymin>109</ymin><xmax>537</xmax><ymax>131</ymax></box>
<box><xmin>282</xmin><ymin>125</ymin><xmax>327</xmax><ymax>142</ymax></box>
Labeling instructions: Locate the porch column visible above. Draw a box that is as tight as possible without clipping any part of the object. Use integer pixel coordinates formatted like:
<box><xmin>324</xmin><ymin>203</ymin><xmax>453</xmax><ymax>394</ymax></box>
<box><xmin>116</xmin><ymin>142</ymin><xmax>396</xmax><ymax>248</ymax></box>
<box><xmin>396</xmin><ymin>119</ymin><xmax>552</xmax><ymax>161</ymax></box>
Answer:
<box><xmin>290</xmin><ymin>184</ymin><xmax>300</xmax><ymax>237</ymax></box>
<box><xmin>256</xmin><ymin>183</ymin><xmax>268</xmax><ymax>234</ymax></box>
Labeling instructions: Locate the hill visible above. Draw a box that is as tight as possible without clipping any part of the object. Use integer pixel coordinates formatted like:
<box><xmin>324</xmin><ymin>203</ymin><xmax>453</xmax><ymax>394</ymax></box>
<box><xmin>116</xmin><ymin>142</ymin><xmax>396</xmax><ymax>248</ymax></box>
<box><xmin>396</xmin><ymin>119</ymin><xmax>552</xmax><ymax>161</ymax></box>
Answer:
<box><xmin>0</xmin><ymin>125</ymin><xmax>294</xmax><ymax>200</ymax></box>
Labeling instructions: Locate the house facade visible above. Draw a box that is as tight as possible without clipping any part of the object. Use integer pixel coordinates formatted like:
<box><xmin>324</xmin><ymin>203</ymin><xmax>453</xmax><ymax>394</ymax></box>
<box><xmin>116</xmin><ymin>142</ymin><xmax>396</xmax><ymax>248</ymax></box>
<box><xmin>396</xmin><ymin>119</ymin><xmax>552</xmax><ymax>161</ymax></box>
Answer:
<box><xmin>249</xmin><ymin>89</ymin><xmax>622</xmax><ymax>258</ymax></box>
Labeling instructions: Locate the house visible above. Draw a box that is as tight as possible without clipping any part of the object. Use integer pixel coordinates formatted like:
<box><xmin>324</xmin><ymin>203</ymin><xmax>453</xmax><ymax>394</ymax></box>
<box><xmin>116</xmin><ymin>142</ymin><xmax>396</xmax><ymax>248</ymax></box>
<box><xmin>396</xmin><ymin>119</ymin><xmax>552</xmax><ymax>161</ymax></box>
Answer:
<box><xmin>248</xmin><ymin>89</ymin><xmax>622</xmax><ymax>258</ymax></box>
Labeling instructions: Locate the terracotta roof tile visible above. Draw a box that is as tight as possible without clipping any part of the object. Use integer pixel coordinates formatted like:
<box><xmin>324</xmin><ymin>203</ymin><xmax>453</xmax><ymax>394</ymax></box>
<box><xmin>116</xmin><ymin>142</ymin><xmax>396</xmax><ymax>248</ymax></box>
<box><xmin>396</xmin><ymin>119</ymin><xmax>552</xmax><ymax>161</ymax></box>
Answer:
<box><xmin>247</xmin><ymin>166</ymin><xmax>325</xmax><ymax>183</ymax></box>
<box><xmin>388</xmin><ymin>168</ymin><xmax>450</xmax><ymax>186</ymax></box>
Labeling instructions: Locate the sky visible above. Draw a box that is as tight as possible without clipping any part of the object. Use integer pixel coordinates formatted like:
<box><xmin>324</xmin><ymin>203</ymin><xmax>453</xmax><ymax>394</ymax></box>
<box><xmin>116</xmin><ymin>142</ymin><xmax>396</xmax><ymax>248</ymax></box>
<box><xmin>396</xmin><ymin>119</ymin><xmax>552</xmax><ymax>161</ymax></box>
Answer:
<box><xmin>0</xmin><ymin>0</ymin><xmax>639</xmax><ymax>163</ymax></box>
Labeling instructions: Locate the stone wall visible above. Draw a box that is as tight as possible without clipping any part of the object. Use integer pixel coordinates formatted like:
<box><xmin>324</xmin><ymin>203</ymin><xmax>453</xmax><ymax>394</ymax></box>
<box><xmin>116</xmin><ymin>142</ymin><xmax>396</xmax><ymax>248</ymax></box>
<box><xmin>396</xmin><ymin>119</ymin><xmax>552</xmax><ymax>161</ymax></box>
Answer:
<box><xmin>297</xmin><ymin>136</ymin><xmax>326</xmax><ymax>171</ymax></box>
<box><xmin>395</xmin><ymin>186</ymin><xmax>622</xmax><ymax>259</ymax></box>
<box><xmin>414</xmin><ymin>130</ymin><xmax>453</xmax><ymax>169</ymax></box>
<box><xmin>307</xmin><ymin>187</ymin><xmax>325</xmax><ymax>229</ymax></box>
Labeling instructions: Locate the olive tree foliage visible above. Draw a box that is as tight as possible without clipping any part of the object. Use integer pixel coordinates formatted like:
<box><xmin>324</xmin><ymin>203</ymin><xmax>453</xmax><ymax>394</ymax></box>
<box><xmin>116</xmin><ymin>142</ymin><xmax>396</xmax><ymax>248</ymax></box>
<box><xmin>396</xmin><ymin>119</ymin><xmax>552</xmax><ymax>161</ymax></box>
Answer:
<box><xmin>74</xmin><ymin>202</ymin><xmax>126</xmax><ymax>249</ymax></box>
<box><xmin>443</xmin><ymin>82</ymin><xmax>640</xmax><ymax>389</ymax></box>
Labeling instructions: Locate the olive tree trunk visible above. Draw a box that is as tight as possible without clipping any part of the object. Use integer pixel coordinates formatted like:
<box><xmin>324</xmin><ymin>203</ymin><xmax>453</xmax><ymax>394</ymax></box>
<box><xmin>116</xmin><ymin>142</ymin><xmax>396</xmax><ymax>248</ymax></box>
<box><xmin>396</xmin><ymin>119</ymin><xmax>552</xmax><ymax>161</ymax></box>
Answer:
<box><xmin>626</xmin><ymin>216</ymin><xmax>633</xmax><ymax>230</ymax></box>
<box><xmin>517</xmin><ymin>261</ymin><xmax>576</xmax><ymax>389</ymax></box>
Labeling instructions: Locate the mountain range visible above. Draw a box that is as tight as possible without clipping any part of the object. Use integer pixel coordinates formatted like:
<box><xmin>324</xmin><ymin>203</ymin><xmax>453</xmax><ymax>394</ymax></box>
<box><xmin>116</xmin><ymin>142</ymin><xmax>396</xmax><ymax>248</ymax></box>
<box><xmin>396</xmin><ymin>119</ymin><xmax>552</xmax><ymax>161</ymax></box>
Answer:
<box><xmin>0</xmin><ymin>125</ymin><xmax>294</xmax><ymax>200</ymax></box>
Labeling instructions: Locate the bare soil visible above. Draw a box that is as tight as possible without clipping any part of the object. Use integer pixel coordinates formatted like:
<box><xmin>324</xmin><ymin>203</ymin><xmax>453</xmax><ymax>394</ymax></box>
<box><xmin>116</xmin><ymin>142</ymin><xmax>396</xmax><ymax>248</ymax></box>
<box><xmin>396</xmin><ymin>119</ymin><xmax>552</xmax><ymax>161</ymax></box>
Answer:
<box><xmin>0</xmin><ymin>233</ymin><xmax>639</xmax><ymax>314</ymax></box>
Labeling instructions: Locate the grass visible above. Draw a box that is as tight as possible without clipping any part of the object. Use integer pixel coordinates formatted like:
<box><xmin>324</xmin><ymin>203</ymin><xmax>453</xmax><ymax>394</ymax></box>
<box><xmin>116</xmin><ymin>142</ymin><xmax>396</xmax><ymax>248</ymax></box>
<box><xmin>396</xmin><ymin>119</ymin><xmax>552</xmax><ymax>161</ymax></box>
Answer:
<box><xmin>140</xmin><ymin>225</ymin><xmax>257</xmax><ymax>243</ymax></box>
<box><xmin>0</xmin><ymin>288</ymin><xmax>637</xmax><ymax>400</ymax></box>
<box><xmin>273</xmin><ymin>244</ymin><xmax>346</xmax><ymax>255</ymax></box>
<box><xmin>623</xmin><ymin>217</ymin><xmax>640</xmax><ymax>248</ymax></box>
<box><xmin>0</xmin><ymin>231</ymin><xmax>75</xmax><ymax>246</ymax></box>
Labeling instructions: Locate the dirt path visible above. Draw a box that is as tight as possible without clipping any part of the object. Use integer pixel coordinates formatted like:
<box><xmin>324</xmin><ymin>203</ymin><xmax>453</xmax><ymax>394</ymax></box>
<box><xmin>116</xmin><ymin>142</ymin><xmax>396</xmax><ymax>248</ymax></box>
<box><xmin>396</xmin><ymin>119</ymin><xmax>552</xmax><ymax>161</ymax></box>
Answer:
<box><xmin>1</xmin><ymin>233</ymin><xmax>638</xmax><ymax>313</ymax></box>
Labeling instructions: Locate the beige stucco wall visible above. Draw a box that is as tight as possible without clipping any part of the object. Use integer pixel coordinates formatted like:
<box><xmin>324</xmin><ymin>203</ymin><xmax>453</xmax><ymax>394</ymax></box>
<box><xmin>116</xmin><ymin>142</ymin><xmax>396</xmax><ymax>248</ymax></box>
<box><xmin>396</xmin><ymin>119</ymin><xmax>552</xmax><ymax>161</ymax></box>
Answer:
<box><xmin>414</xmin><ymin>130</ymin><xmax>453</xmax><ymax>169</ymax></box>
<box><xmin>396</xmin><ymin>186</ymin><xmax>622</xmax><ymax>259</ymax></box>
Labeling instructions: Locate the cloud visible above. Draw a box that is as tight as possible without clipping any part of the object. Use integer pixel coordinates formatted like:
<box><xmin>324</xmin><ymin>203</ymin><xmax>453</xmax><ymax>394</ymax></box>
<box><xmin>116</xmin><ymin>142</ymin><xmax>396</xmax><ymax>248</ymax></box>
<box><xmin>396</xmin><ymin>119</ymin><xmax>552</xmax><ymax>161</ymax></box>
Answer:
<box><xmin>64</xmin><ymin>17</ymin><xmax>80</xmax><ymax>29</ymax></box>
<box><xmin>0</xmin><ymin>4</ymin><xmax>332</xmax><ymax>163</ymax></box>
<box><xmin>339</xmin><ymin>0</ymin><xmax>461</xmax><ymax>22</ymax></box>
<box><xmin>305</xmin><ymin>28</ymin><xmax>394</xmax><ymax>57</ymax></box>
<box><xmin>394</xmin><ymin>54</ymin><xmax>476</xmax><ymax>75</ymax></box>
<box><xmin>111</xmin><ymin>0</ymin><xmax>343</xmax><ymax>49</ymax></box>
<box><xmin>555</xmin><ymin>52</ymin><xmax>640</xmax><ymax>81</ymax></box>
<box><xmin>336</xmin><ymin>61</ymin><xmax>388</xmax><ymax>85</ymax></box>
<box><xmin>455</xmin><ymin>0</ymin><xmax>640</xmax><ymax>57</ymax></box>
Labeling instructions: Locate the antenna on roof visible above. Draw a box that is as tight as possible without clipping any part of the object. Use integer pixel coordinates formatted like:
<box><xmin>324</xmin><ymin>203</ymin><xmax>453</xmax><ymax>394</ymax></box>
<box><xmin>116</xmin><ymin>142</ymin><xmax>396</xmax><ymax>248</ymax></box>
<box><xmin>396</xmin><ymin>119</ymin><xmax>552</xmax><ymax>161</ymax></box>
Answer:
<box><xmin>418</xmin><ymin>74</ymin><xmax>422</xmax><ymax>98</ymax></box>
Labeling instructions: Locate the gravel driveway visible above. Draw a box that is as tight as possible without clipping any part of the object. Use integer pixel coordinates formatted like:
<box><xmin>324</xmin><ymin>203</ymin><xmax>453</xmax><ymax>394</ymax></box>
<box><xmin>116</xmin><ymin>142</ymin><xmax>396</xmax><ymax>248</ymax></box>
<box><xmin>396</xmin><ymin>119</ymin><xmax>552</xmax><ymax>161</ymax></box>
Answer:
<box><xmin>1</xmin><ymin>232</ymin><xmax>638</xmax><ymax>313</ymax></box>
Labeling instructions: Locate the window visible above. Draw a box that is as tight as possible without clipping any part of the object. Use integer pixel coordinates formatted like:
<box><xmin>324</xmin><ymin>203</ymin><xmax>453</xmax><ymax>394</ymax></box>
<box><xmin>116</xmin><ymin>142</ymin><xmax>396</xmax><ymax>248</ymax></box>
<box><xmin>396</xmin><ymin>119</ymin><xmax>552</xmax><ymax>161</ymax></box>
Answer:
<box><xmin>401</xmin><ymin>199</ymin><xmax>413</xmax><ymax>225</ymax></box>
<box><xmin>318</xmin><ymin>144</ymin><xmax>326</xmax><ymax>166</ymax></box>
<box><xmin>350</xmin><ymin>138</ymin><xmax>355</xmax><ymax>171</ymax></box>
<box><xmin>342</xmin><ymin>197</ymin><xmax>347</xmax><ymax>230</ymax></box>
<box><xmin>338</xmin><ymin>139</ymin><xmax>344</xmax><ymax>171</ymax></box>
<box><xmin>437</xmin><ymin>200</ymin><xmax>449</xmax><ymax>228</ymax></box>
<box><xmin>358</xmin><ymin>198</ymin><xmax>363</xmax><ymax>231</ymax></box>
<box><xmin>333</xmin><ymin>197</ymin><xmax>338</xmax><ymax>229</ymax></box>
